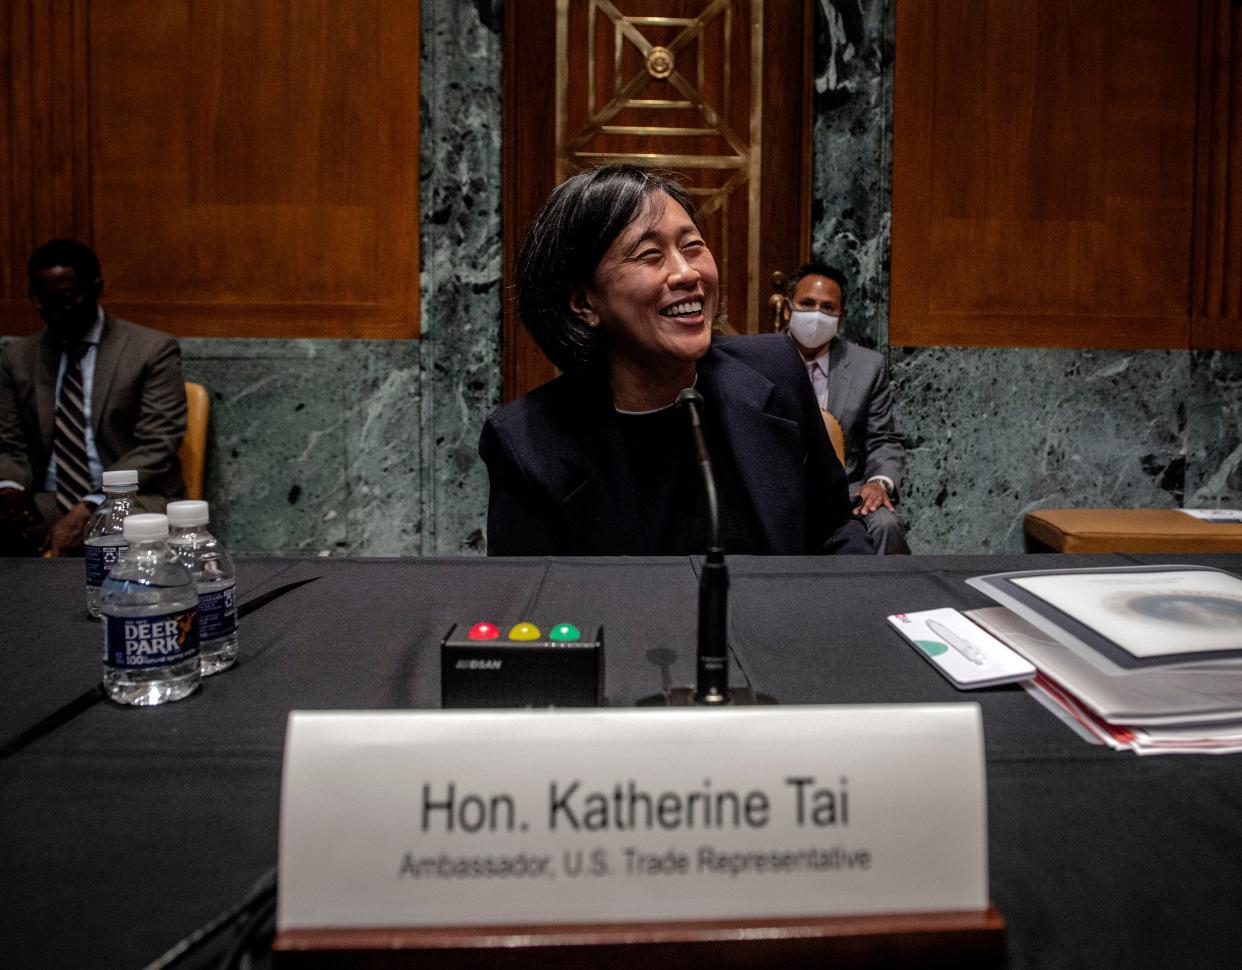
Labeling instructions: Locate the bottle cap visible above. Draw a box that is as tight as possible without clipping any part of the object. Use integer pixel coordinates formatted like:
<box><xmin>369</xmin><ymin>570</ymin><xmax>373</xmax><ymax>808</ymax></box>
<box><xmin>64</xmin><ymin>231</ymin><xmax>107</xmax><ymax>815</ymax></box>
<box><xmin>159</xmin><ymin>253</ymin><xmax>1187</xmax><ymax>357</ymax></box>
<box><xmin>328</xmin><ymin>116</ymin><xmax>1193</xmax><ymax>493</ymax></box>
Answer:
<box><xmin>166</xmin><ymin>500</ymin><xmax>210</xmax><ymax>527</ymax></box>
<box><xmin>123</xmin><ymin>513</ymin><xmax>169</xmax><ymax>541</ymax></box>
<box><xmin>102</xmin><ymin>470</ymin><xmax>139</xmax><ymax>488</ymax></box>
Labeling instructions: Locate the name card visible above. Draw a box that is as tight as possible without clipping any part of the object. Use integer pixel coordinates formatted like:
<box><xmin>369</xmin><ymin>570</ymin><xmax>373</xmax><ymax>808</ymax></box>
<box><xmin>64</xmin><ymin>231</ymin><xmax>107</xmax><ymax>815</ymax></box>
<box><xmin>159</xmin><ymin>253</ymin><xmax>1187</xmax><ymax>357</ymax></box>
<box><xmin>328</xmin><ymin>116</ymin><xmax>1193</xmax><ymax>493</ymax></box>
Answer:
<box><xmin>277</xmin><ymin>706</ymin><xmax>987</xmax><ymax>931</ymax></box>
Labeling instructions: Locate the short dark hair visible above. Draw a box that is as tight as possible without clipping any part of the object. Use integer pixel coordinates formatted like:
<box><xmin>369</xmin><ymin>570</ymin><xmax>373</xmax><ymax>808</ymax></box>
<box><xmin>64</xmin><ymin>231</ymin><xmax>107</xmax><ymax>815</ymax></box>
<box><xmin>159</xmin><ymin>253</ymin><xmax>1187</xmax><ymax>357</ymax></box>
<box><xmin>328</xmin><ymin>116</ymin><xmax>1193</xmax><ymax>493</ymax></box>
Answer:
<box><xmin>28</xmin><ymin>239</ymin><xmax>102</xmax><ymax>284</ymax></box>
<box><xmin>516</xmin><ymin>164</ymin><xmax>700</xmax><ymax>373</ymax></box>
<box><xmin>786</xmin><ymin>261</ymin><xmax>848</xmax><ymax>306</ymax></box>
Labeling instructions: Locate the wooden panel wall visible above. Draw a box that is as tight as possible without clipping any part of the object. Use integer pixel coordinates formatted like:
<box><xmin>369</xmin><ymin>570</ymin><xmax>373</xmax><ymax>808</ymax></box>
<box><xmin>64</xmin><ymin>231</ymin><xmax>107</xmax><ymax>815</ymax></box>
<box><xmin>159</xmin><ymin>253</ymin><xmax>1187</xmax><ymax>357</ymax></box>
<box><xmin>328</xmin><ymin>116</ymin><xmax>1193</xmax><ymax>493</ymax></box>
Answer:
<box><xmin>1192</xmin><ymin>0</ymin><xmax>1242</xmax><ymax>350</ymax></box>
<box><xmin>1</xmin><ymin>0</ymin><xmax>419</xmax><ymax>339</ymax></box>
<box><xmin>1</xmin><ymin>0</ymin><xmax>94</xmax><ymax>304</ymax></box>
<box><xmin>891</xmin><ymin>0</ymin><xmax>1241</xmax><ymax>351</ymax></box>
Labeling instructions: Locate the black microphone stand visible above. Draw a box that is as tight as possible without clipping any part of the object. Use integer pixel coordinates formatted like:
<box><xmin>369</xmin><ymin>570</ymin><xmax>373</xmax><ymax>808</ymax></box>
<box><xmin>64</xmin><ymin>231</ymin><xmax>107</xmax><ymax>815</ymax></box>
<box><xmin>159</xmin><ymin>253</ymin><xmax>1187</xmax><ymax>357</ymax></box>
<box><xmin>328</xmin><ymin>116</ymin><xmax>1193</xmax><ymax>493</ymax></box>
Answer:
<box><xmin>679</xmin><ymin>388</ymin><xmax>730</xmax><ymax>704</ymax></box>
<box><xmin>641</xmin><ymin>389</ymin><xmax>772</xmax><ymax>706</ymax></box>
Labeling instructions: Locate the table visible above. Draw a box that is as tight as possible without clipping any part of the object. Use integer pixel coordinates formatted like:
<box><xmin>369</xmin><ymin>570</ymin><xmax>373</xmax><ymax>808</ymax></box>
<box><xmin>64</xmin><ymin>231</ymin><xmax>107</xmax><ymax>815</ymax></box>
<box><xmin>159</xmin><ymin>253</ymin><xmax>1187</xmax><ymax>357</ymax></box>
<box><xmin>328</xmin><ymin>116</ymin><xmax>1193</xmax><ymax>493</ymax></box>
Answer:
<box><xmin>3</xmin><ymin>553</ymin><xmax>1242</xmax><ymax>970</ymax></box>
<box><xmin>1024</xmin><ymin>508</ymin><xmax>1242</xmax><ymax>553</ymax></box>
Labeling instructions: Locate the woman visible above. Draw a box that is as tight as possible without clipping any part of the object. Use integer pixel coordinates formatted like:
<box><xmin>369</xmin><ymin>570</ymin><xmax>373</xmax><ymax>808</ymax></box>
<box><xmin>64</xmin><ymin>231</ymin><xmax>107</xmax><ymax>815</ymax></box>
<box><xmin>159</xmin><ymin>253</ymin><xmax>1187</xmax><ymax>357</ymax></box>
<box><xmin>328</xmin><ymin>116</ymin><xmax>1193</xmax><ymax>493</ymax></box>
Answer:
<box><xmin>480</xmin><ymin>164</ymin><xmax>870</xmax><ymax>556</ymax></box>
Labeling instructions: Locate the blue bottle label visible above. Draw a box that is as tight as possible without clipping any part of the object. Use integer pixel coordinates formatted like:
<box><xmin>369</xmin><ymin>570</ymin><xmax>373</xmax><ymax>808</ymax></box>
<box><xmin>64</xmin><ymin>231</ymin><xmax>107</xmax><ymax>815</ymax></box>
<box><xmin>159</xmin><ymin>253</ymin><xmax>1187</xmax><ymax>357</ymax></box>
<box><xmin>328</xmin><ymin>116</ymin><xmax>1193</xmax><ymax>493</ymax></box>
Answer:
<box><xmin>86</xmin><ymin>543</ymin><xmax>126</xmax><ymax>587</ymax></box>
<box><xmin>103</xmin><ymin>608</ymin><xmax>199</xmax><ymax>669</ymax></box>
<box><xmin>199</xmin><ymin>585</ymin><xmax>237</xmax><ymax>641</ymax></box>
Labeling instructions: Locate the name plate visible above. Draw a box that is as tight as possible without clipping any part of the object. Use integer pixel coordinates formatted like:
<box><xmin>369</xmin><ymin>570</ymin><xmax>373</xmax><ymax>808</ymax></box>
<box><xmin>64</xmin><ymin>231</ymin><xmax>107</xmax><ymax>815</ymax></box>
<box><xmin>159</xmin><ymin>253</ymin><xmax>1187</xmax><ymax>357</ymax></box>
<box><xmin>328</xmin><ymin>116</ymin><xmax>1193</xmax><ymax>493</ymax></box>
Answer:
<box><xmin>277</xmin><ymin>706</ymin><xmax>987</xmax><ymax>931</ymax></box>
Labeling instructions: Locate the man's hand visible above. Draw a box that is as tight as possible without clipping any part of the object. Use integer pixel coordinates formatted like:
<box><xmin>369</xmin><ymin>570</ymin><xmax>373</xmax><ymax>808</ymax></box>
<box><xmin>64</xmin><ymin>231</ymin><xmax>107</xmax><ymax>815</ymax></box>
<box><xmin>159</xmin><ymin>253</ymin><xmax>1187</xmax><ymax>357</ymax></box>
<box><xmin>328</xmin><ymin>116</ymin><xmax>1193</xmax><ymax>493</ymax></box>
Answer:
<box><xmin>855</xmin><ymin>480</ymin><xmax>894</xmax><ymax>517</ymax></box>
<box><xmin>42</xmin><ymin>502</ymin><xmax>93</xmax><ymax>555</ymax></box>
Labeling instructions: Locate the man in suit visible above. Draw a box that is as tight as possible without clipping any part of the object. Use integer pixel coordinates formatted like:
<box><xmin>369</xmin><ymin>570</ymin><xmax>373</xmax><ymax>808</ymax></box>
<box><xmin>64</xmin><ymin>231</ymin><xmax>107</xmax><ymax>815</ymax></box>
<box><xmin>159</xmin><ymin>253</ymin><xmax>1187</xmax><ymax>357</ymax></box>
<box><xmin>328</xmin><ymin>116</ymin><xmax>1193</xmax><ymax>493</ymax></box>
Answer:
<box><xmin>781</xmin><ymin>262</ymin><xmax>911</xmax><ymax>554</ymax></box>
<box><xmin>0</xmin><ymin>239</ymin><xmax>186</xmax><ymax>555</ymax></box>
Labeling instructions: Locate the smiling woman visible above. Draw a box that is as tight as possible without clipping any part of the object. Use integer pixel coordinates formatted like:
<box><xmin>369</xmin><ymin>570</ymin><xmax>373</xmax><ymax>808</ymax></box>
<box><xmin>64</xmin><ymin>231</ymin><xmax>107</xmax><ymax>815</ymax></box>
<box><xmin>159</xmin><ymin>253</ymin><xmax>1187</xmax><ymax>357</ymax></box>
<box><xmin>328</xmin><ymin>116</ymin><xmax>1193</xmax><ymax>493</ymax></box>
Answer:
<box><xmin>569</xmin><ymin>191</ymin><xmax>717</xmax><ymax>411</ymax></box>
<box><xmin>480</xmin><ymin>165</ymin><xmax>870</xmax><ymax>557</ymax></box>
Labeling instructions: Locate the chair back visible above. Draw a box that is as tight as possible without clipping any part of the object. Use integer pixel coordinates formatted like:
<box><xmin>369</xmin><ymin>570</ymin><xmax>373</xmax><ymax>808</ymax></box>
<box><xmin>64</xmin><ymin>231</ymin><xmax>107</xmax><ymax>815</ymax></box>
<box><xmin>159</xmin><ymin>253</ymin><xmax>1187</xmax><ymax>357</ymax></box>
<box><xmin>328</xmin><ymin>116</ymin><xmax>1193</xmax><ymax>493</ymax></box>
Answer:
<box><xmin>820</xmin><ymin>409</ymin><xmax>846</xmax><ymax>467</ymax></box>
<box><xmin>180</xmin><ymin>382</ymin><xmax>209</xmax><ymax>500</ymax></box>
<box><xmin>769</xmin><ymin>270</ymin><xmax>790</xmax><ymax>332</ymax></box>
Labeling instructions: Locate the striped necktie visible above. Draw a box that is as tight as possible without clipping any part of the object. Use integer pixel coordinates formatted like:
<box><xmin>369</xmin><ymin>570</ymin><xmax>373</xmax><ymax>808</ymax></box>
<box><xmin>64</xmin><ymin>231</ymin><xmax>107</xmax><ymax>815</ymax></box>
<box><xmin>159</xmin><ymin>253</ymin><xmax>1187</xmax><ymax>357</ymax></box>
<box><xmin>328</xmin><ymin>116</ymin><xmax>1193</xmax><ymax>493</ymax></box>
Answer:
<box><xmin>52</xmin><ymin>343</ymin><xmax>93</xmax><ymax>513</ymax></box>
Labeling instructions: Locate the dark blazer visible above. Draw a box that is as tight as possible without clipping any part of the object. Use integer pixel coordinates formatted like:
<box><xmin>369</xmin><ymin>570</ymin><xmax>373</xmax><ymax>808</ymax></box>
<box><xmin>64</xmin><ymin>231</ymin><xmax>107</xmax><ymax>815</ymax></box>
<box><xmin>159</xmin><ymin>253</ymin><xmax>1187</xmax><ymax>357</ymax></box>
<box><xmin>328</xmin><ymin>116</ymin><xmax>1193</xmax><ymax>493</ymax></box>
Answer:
<box><xmin>479</xmin><ymin>334</ymin><xmax>872</xmax><ymax>556</ymax></box>
<box><xmin>823</xmin><ymin>336</ymin><xmax>906</xmax><ymax>498</ymax></box>
<box><xmin>0</xmin><ymin>315</ymin><xmax>187</xmax><ymax>512</ymax></box>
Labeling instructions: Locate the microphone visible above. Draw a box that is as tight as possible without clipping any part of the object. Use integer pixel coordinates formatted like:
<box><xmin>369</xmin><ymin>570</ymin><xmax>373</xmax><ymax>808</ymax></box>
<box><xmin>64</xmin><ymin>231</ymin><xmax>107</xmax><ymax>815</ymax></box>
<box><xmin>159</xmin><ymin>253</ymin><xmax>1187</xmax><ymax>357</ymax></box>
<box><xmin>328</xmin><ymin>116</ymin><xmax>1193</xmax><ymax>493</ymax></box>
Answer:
<box><xmin>675</xmin><ymin>388</ymin><xmax>730</xmax><ymax>705</ymax></box>
<box><xmin>636</xmin><ymin>390</ymin><xmax>773</xmax><ymax>708</ymax></box>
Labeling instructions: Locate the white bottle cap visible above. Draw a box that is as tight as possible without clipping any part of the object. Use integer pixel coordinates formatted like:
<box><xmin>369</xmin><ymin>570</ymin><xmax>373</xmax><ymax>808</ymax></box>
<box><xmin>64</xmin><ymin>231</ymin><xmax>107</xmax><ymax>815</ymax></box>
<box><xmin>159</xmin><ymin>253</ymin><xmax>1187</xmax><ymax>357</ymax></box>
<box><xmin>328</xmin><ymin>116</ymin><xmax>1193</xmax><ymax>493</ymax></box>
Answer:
<box><xmin>123</xmin><ymin>513</ymin><xmax>169</xmax><ymax>541</ymax></box>
<box><xmin>102</xmin><ymin>470</ymin><xmax>139</xmax><ymax>487</ymax></box>
<box><xmin>166</xmin><ymin>500</ymin><xmax>210</xmax><ymax>527</ymax></box>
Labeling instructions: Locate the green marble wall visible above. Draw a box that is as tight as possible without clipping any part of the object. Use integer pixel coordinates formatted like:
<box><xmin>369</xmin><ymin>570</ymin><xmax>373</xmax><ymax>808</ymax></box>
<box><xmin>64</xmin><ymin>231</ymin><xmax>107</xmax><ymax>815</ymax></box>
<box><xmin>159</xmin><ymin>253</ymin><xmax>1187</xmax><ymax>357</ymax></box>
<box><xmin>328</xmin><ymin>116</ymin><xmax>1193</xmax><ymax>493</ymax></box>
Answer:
<box><xmin>180</xmin><ymin>339</ymin><xmax>426</xmax><ymax>555</ymax></box>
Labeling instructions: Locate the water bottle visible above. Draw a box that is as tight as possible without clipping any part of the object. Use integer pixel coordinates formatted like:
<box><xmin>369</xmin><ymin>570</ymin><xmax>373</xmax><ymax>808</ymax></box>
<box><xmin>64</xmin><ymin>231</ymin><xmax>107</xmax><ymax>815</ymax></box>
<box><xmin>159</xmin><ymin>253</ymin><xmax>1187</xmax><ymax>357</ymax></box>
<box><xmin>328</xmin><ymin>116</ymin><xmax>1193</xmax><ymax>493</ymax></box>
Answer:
<box><xmin>100</xmin><ymin>513</ymin><xmax>200</xmax><ymax>706</ymax></box>
<box><xmin>84</xmin><ymin>469</ymin><xmax>139</xmax><ymax>618</ymax></box>
<box><xmin>167</xmin><ymin>500</ymin><xmax>238</xmax><ymax>675</ymax></box>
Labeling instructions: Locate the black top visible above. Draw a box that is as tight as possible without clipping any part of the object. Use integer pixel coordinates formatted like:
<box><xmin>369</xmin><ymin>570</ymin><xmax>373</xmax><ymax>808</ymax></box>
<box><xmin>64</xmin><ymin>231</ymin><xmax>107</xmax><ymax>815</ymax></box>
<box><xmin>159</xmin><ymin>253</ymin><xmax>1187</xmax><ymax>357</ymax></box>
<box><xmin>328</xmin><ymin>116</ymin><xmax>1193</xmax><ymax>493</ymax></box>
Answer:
<box><xmin>616</xmin><ymin>401</ymin><xmax>762</xmax><ymax>555</ymax></box>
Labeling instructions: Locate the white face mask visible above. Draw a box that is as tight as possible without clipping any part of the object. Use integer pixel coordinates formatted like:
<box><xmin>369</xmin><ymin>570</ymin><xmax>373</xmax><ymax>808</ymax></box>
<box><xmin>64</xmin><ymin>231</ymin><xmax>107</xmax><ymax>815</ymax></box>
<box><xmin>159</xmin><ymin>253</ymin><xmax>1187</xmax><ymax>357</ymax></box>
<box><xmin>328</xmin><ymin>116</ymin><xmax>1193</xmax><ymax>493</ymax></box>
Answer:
<box><xmin>787</xmin><ymin>309</ymin><xmax>839</xmax><ymax>349</ymax></box>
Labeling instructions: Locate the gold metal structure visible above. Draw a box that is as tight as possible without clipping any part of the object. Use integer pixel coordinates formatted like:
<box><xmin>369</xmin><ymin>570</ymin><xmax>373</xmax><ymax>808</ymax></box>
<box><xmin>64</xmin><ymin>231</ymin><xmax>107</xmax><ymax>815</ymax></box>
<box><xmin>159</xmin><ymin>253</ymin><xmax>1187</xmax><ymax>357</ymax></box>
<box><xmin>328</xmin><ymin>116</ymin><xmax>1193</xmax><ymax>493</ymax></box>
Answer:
<box><xmin>555</xmin><ymin>0</ymin><xmax>764</xmax><ymax>334</ymax></box>
<box><xmin>645</xmin><ymin>45</ymin><xmax>675</xmax><ymax>78</ymax></box>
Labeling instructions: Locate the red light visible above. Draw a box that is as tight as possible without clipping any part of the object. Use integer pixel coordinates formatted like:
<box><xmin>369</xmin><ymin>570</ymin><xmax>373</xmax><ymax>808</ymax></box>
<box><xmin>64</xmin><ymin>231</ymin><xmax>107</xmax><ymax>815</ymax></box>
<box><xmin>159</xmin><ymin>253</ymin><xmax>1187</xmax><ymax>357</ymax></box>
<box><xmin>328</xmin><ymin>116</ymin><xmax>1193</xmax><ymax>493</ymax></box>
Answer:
<box><xmin>467</xmin><ymin>622</ymin><xmax>500</xmax><ymax>640</ymax></box>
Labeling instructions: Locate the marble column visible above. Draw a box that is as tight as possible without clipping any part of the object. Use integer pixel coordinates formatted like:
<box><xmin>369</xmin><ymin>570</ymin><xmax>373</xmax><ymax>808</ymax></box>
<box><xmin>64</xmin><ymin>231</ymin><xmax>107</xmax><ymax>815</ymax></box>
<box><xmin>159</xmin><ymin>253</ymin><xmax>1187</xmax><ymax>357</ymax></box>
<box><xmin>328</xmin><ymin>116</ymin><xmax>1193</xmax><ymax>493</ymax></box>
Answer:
<box><xmin>418</xmin><ymin>0</ymin><xmax>503</xmax><ymax>554</ymax></box>
<box><xmin>811</xmin><ymin>0</ymin><xmax>893</xmax><ymax>350</ymax></box>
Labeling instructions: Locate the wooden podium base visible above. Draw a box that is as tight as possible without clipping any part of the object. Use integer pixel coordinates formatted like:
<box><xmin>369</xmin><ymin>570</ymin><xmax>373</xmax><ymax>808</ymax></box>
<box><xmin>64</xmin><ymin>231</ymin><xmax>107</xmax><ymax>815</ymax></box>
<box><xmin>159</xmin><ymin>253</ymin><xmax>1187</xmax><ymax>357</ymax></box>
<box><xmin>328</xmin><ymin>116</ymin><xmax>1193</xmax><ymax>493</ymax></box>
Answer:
<box><xmin>273</xmin><ymin>906</ymin><xmax>1006</xmax><ymax>968</ymax></box>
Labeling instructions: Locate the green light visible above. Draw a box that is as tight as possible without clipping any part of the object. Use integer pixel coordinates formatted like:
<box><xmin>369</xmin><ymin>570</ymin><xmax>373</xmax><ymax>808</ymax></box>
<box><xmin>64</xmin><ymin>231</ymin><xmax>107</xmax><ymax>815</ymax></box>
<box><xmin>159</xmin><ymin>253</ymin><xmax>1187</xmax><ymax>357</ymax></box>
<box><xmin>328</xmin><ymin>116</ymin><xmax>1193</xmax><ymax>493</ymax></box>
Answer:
<box><xmin>549</xmin><ymin>623</ymin><xmax>581</xmax><ymax>642</ymax></box>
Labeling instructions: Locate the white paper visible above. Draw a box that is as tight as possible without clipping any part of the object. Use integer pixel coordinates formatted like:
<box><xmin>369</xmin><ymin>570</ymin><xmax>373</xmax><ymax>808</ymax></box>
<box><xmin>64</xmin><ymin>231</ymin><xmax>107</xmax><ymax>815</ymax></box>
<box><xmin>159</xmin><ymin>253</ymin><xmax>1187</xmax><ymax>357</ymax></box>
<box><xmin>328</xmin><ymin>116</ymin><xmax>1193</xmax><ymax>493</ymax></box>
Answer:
<box><xmin>278</xmin><ymin>707</ymin><xmax>988</xmax><ymax>931</ymax></box>
<box><xmin>1180</xmin><ymin>509</ymin><xmax>1242</xmax><ymax>523</ymax></box>
<box><xmin>1022</xmin><ymin>676</ymin><xmax>1242</xmax><ymax>756</ymax></box>
<box><xmin>888</xmin><ymin>609</ymin><xmax>1035</xmax><ymax>688</ymax></box>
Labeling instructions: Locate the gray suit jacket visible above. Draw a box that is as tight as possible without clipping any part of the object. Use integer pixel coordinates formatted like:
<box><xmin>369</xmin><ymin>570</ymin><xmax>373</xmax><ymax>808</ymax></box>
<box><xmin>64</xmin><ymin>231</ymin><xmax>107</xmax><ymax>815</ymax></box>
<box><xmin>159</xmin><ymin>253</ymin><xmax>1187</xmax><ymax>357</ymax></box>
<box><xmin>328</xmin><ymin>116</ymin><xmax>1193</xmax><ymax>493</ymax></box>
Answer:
<box><xmin>0</xmin><ymin>315</ymin><xmax>187</xmax><ymax>513</ymax></box>
<box><xmin>822</xmin><ymin>336</ymin><xmax>906</xmax><ymax>499</ymax></box>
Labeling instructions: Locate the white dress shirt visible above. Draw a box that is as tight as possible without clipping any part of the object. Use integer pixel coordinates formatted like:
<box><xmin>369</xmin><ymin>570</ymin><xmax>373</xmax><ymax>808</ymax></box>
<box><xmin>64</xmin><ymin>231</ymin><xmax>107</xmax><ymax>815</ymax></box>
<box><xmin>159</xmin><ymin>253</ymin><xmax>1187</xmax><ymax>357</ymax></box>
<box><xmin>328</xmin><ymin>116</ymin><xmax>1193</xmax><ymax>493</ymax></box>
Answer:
<box><xmin>804</xmin><ymin>348</ymin><xmax>830</xmax><ymax>412</ymax></box>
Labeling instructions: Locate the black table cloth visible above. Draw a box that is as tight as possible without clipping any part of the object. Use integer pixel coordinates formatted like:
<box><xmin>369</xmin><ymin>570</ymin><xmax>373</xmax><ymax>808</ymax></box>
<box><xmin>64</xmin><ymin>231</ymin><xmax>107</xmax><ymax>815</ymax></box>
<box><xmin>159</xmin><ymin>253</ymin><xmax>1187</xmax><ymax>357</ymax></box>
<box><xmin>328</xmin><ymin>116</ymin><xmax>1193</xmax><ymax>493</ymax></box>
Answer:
<box><xmin>2</xmin><ymin>553</ymin><xmax>1241</xmax><ymax>969</ymax></box>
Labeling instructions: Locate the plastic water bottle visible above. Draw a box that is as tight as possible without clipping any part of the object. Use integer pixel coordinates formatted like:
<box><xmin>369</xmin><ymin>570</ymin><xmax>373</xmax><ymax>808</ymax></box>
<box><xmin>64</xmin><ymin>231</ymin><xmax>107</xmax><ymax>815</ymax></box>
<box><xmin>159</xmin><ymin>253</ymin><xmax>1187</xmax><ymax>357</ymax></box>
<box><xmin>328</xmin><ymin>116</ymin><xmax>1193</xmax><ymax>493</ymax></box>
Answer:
<box><xmin>167</xmin><ymin>500</ymin><xmax>238</xmax><ymax>675</ymax></box>
<box><xmin>84</xmin><ymin>469</ymin><xmax>139</xmax><ymax>618</ymax></box>
<box><xmin>100</xmin><ymin>513</ymin><xmax>200</xmax><ymax>706</ymax></box>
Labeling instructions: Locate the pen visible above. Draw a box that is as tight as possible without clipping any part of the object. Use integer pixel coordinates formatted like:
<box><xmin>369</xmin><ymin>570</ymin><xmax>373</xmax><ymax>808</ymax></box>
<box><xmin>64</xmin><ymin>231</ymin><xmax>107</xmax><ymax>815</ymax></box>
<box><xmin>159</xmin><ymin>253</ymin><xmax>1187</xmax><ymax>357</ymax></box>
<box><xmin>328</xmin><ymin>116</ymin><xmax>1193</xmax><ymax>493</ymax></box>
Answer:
<box><xmin>927</xmin><ymin>619</ymin><xmax>987</xmax><ymax>667</ymax></box>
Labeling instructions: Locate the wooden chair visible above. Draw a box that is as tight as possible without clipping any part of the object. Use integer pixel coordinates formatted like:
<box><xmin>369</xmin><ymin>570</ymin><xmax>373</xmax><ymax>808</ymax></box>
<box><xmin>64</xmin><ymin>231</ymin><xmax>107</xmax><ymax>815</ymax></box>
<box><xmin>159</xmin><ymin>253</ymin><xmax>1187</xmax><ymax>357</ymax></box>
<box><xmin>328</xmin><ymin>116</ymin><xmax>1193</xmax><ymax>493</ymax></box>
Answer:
<box><xmin>820</xmin><ymin>409</ymin><xmax>846</xmax><ymax>467</ymax></box>
<box><xmin>180</xmin><ymin>382</ymin><xmax>209</xmax><ymax>500</ymax></box>
<box><xmin>769</xmin><ymin>270</ymin><xmax>790</xmax><ymax>331</ymax></box>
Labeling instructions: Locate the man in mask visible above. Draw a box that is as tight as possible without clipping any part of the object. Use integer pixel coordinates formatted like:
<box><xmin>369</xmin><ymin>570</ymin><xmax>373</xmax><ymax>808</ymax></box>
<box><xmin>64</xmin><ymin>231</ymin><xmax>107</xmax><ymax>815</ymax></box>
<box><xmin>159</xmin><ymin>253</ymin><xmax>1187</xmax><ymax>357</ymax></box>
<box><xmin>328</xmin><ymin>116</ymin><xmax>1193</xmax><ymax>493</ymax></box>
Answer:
<box><xmin>782</xmin><ymin>262</ymin><xmax>910</xmax><ymax>554</ymax></box>
<box><xmin>0</xmin><ymin>239</ymin><xmax>186</xmax><ymax>555</ymax></box>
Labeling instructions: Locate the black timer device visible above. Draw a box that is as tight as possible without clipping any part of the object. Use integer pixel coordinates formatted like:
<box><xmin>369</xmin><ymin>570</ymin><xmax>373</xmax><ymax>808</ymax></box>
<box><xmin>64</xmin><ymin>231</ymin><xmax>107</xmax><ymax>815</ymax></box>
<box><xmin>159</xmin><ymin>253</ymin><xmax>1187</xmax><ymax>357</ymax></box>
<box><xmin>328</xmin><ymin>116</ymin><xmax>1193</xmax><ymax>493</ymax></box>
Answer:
<box><xmin>440</xmin><ymin>621</ymin><xmax>604</xmax><ymax>709</ymax></box>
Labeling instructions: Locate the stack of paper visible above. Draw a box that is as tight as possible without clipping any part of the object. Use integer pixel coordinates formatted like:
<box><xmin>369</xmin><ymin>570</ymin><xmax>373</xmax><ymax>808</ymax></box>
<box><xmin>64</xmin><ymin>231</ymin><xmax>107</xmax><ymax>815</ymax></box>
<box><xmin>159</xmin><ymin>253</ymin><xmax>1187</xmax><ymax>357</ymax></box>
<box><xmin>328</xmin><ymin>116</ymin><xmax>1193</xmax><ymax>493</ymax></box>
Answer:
<box><xmin>964</xmin><ymin>566</ymin><xmax>1242</xmax><ymax>755</ymax></box>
